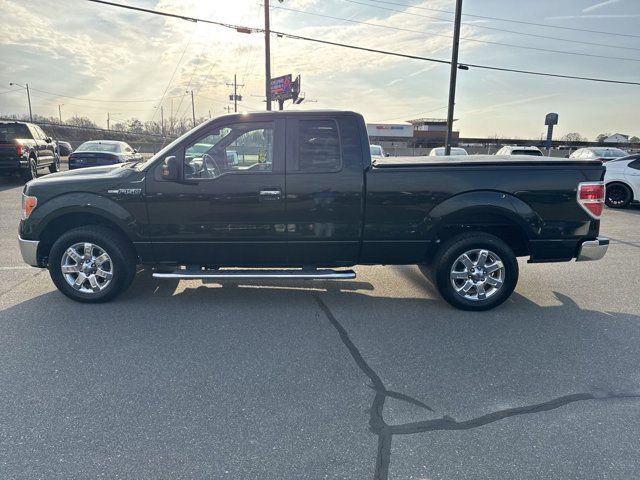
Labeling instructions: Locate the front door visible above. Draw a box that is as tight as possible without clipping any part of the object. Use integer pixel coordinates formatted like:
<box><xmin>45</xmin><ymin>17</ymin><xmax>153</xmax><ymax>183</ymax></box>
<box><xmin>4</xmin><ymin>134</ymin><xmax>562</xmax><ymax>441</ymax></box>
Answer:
<box><xmin>145</xmin><ymin>117</ymin><xmax>288</xmax><ymax>266</ymax></box>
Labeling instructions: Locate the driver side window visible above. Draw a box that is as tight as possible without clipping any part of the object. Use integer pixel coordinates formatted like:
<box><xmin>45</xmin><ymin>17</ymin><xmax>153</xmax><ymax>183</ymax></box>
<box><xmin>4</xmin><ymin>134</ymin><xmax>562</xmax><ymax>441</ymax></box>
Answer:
<box><xmin>184</xmin><ymin>122</ymin><xmax>274</xmax><ymax>180</ymax></box>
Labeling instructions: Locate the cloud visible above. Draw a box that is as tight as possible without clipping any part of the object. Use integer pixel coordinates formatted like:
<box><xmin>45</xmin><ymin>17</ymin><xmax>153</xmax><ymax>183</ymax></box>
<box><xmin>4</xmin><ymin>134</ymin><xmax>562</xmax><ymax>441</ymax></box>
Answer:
<box><xmin>582</xmin><ymin>0</ymin><xmax>622</xmax><ymax>13</ymax></box>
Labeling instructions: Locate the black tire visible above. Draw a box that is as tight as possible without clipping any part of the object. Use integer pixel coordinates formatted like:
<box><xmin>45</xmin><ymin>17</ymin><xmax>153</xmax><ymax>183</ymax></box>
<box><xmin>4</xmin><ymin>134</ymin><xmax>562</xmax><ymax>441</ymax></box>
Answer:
<box><xmin>49</xmin><ymin>155</ymin><xmax>61</xmax><ymax>173</ymax></box>
<box><xmin>429</xmin><ymin>232</ymin><xmax>519</xmax><ymax>311</ymax></box>
<box><xmin>605</xmin><ymin>183</ymin><xmax>632</xmax><ymax>208</ymax></box>
<box><xmin>21</xmin><ymin>157</ymin><xmax>37</xmax><ymax>182</ymax></box>
<box><xmin>48</xmin><ymin>226</ymin><xmax>137</xmax><ymax>303</ymax></box>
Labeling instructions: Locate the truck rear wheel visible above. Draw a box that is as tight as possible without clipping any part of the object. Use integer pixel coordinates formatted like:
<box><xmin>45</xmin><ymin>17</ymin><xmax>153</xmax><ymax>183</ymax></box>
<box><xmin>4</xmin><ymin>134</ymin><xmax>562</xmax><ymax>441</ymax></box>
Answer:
<box><xmin>48</xmin><ymin>226</ymin><xmax>137</xmax><ymax>303</ymax></box>
<box><xmin>429</xmin><ymin>232</ymin><xmax>519</xmax><ymax>311</ymax></box>
<box><xmin>49</xmin><ymin>155</ymin><xmax>61</xmax><ymax>173</ymax></box>
<box><xmin>21</xmin><ymin>158</ymin><xmax>37</xmax><ymax>182</ymax></box>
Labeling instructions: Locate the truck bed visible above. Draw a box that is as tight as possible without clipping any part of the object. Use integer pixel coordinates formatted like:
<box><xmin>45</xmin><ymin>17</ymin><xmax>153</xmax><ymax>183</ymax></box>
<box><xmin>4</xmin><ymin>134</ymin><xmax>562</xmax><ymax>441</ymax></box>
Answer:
<box><xmin>372</xmin><ymin>155</ymin><xmax>603</xmax><ymax>168</ymax></box>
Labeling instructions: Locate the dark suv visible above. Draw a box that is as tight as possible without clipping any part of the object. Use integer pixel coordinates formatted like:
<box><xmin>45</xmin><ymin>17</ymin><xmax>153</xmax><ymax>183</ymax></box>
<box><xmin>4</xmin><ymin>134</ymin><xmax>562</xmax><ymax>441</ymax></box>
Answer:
<box><xmin>0</xmin><ymin>121</ymin><xmax>60</xmax><ymax>182</ymax></box>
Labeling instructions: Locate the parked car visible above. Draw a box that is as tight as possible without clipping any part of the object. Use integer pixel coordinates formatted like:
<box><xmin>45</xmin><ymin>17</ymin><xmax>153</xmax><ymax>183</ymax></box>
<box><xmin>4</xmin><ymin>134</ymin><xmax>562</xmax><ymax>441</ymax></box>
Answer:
<box><xmin>569</xmin><ymin>147</ymin><xmax>628</xmax><ymax>162</ymax></box>
<box><xmin>495</xmin><ymin>145</ymin><xmax>543</xmax><ymax>156</ymax></box>
<box><xmin>0</xmin><ymin>121</ymin><xmax>60</xmax><ymax>182</ymax></box>
<box><xmin>68</xmin><ymin>140</ymin><xmax>143</xmax><ymax>170</ymax></box>
<box><xmin>19</xmin><ymin>111</ymin><xmax>608</xmax><ymax>311</ymax></box>
<box><xmin>370</xmin><ymin>144</ymin><xmax>388</xmax><ymax>158</ymax></box>
<box><xmin>429</xmin><ymin>147</ymin><xmax>468</xmax><ymax>156</ymax></box>
<box><xmin>56</xmin><ymin>141</ymin><xmax>73</xmax><ymax>156</ymax></box>
<box><xmin>603</xmin><ymin>154</ymin><xmax>640</xmax><ymax>208</ymax></box>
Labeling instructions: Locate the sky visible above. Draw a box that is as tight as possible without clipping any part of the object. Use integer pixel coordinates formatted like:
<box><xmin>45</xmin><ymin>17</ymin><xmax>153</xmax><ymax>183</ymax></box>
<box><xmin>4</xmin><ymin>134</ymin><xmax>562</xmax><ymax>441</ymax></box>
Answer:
<box><xmin>0</xmin><ymin>0</ymin><xmax>638</xmax><ymax>139</ymax></box>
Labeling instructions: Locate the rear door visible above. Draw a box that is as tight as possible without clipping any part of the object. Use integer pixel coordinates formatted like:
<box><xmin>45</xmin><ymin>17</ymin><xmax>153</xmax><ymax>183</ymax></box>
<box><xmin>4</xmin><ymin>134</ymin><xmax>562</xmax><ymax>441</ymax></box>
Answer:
<box><xmin>284</xmin><ymin>114</ymin><xmax>365</xmax><ymax>266</ymax></box>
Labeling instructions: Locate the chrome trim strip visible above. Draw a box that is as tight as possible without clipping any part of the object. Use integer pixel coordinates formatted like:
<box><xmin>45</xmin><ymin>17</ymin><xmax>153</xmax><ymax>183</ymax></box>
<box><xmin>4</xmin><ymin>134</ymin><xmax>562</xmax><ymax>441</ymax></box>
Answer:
<box><xmin>18</xmin><ymin>236</ymin><xmax>40</xmax><ymax>267</ymax></box>
<box><xmin>576</xmin><ymin>236</ymin><xmax>609</xmax><ymax>262</ymax></box>
<box><xmin>153</xmin><ymin>269</ymin><xmax>356</xmax><ymax>280</ymax></box>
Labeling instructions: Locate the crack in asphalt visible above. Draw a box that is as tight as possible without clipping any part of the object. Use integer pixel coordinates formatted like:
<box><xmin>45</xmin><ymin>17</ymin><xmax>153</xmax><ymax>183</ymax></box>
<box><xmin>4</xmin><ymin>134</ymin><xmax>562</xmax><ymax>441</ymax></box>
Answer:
<box><xmin>313</xmin><ymin>294</ymin><xmax>640</xmax><ymax>480</ymax></box>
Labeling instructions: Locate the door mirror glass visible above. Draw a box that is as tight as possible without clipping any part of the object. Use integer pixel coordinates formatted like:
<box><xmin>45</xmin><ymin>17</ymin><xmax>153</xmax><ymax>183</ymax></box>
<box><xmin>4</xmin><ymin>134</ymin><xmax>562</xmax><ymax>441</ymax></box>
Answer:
<box><xmin>45</xmin><ymin>137</ymin><xmax>52</xmax><ymax>143</ymax></box>
<box><xmin>161</xmin><ymin>155</ymin><xmax>179</xmax><ymax>181</ymax></box>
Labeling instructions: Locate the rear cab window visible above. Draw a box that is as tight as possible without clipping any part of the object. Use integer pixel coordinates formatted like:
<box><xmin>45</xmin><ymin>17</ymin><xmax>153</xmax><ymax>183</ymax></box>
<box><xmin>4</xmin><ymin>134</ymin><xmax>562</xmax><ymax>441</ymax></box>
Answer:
<box><xmin>0</xmin><ymin>123</ymin><xmax>32</xmax><ymax>141</ymax></box>
<box><xmin>297</xmin><ymin>119</ymin><xmax>341</xmax><ymax>172</ymax></box>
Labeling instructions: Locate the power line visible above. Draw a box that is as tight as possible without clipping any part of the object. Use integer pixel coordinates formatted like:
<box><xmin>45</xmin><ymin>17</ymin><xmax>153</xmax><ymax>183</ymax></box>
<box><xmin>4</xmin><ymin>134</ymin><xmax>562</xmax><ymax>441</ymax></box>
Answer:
<box><xmin>26</xmin><ymin>86</ymin><xmax>185</xmax><ymax>103</ymax></box>
<box><xmin>352</xmin><ymin>0</ymin><xmax>640</xmax><ymax>39</ymax></box>
<box><xmin>83</xmin><ymin>0</ymin><xmax>640</xmax><ymax>86</ymax></box>
<box><xmin>278</xmin><ymin>31</ymin><xmax>640</xmax><ymax>85</ymax></box>
<box><xmin>271</xmin><ymin>5</ymin><xmax>640</xmax><ymax>62</ymax></box>
<box><xmin>341</xmin><ymin>0</ymin><xmax>640</xmax><ymax>52</ymax></box>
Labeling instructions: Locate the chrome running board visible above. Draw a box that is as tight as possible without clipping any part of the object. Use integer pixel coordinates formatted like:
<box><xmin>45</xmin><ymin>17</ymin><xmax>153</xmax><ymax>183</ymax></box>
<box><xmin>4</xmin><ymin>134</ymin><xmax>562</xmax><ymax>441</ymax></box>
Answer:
<box><xmin>152</xmin><ymin>268</ymin><xmax>356</xmax><ymax>280</ymax></box>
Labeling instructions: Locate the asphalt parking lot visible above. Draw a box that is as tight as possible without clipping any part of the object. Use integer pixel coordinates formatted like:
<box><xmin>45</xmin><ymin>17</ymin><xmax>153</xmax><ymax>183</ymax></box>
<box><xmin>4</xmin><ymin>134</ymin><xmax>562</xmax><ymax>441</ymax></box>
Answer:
<box><xmin>1</xmin><ymin>166</ymin><xmax>639</xmax><ymax>480</ymax></box>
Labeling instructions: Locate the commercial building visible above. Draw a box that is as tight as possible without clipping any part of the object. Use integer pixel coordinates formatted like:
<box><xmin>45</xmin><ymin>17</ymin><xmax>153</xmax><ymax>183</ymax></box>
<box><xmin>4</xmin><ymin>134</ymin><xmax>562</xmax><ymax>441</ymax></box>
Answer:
<box><xmin>366</xmin><ymin>118</ymin><xmax>460</xmax><ymax>151</ymax></box>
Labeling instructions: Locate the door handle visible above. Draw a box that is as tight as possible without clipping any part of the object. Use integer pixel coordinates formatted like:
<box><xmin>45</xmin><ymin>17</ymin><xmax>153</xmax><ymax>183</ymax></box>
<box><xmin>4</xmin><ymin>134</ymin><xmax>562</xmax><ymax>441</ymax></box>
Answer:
<box><xmin>259</xmin><ymin>189</ymin><xmax>282</xmax><ymax>201</ymax></box>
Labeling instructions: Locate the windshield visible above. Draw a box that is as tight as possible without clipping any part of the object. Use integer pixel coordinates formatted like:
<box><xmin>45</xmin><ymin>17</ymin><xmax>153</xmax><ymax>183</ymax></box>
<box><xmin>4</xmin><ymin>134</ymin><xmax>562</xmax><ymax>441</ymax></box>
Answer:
<box><xmin>77</xmin><ymin>142</ymin><xmax>120</xmax><ymax>152</ymax></box>
<box><xmin>370</xmin><ymin>145</ymin><xmax>383</xmax><ymax>156</ymax></box>
<box><xmin>136</xmin><ymin>122</ymin><xmax>214</xmax><ymax>170</ymax></box>
<box><xmin>594</xmin><ymin>148</ymin><xmax>627</xmax><ymax>158</ymax></box>
<box><xmin>0</xmin><ymin>123</ymin><xmax>31</xmax><ymax>142</ymax></box>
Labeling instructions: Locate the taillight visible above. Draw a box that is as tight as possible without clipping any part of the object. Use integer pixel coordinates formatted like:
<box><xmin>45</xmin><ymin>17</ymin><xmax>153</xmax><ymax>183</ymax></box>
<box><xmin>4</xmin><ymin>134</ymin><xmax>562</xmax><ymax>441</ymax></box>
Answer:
<box><xmin>16</xmin><ymin>144</ymin><xmax>24</xmax><ymax>156</ymax></box>
<box><xmin>577</xmin><ymin>182</ymin><xmax>605</xmax><ymax>218</ymax></box>
<box><xmin>21</xmin><ymin>195</ymin><xmax>37</xmax><ymax>219</ymax></box>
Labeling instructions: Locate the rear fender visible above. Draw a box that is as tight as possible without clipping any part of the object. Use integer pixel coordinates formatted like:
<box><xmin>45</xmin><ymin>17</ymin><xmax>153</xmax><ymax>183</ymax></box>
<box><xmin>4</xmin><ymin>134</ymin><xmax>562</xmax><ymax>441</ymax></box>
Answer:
<box><xmin>427</xmin><ymin>190</ymin><xmax>543</xmax><ymax>239</ymax></box>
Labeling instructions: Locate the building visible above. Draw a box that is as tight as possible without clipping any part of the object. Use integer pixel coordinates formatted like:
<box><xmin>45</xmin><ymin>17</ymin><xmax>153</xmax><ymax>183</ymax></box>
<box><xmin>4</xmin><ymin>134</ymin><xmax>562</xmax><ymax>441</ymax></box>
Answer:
<box><xmin>408</xmin><ymin>118</ymin><xmax>459</xmax><ymax>148</ymax></box>
<box><xmin>604</xmin><ymin>133</ymin><xmax>630</xmax><ymax>144</ymax></box>
<box><xmin>366</xmin><ymin>123</ymin><xmax>413</xmax><ymax>149</ymax></box>
<box><xmin>366</xmin><ymin>118</ymin><xmax>460</xmax><ymax>151</ymax></box>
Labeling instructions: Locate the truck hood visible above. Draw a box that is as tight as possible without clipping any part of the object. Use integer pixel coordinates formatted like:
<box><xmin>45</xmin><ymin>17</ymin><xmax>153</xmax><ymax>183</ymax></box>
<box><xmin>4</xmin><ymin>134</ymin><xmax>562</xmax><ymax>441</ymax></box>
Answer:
<box><xmin>24</xmin><ymin>164</ymin><xmax>143</xmax><ymax>196</ymax></box>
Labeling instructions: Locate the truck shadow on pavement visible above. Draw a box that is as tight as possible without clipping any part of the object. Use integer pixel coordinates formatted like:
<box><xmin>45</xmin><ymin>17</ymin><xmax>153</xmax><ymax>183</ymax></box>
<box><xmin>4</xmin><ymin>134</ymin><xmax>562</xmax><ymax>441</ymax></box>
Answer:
<box><xmin>2</xmin><ymin>270</ymin><xmax>640</xmax><ymax>479</ymax></box>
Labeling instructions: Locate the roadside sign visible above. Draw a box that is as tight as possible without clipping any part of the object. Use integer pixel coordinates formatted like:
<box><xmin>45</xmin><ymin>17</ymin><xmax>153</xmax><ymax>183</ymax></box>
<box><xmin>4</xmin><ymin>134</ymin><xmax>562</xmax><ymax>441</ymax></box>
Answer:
<box><xmin>270</xmin><ymin>74</ymin><xmax>293</xmax><ymax>100</ymax></box>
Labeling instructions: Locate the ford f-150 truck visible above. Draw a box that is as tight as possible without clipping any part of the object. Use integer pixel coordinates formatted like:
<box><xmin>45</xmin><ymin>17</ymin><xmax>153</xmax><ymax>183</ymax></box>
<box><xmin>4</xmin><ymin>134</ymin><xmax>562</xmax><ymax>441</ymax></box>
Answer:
<box><xmin>0</xmin><ymin>121</ymin><xmax>60</xmax><ymax>182</ymax></box>
<box><xmin>18</xmin><ymin>111</ymin><xmax>608</xmax><ymax>310</ymax></box>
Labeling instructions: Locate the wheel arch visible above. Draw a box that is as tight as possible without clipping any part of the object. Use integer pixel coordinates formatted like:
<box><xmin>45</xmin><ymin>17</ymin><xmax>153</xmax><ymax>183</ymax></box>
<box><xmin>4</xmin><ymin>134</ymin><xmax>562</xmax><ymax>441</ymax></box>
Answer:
<box><xmin>425</xmin><ymin>190</ymin><xmax>541</xmax><ymax>261</ymax></box>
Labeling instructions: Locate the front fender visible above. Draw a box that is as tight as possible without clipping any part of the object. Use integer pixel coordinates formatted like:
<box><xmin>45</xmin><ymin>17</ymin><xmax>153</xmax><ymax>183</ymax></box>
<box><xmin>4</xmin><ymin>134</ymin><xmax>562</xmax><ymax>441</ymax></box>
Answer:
<box><xmin>427</xmin><ymin>190</ymin><xmax>543</xmax><ymax>239</ymax></box>
<box><xmin>20</xmin><ymin>192</ymin><xmax>142</xmax><ymax>241</ymax></box>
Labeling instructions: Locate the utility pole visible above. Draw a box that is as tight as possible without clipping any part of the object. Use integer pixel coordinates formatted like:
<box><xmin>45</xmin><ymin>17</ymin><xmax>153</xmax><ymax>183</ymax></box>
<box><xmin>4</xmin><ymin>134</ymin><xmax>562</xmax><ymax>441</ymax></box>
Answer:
<box><xmin>444</xmin><ymin>0</ymin><xmax>463</xmax><ymax>156</ymax></box>
<box><xmin>188</xmin><ymin>90</ymin><xmax>196</xmax><ymax>127</ymax></box>
<box><xmin>264</xmin><ymin>0</ymin><xmax>272</xmax><ymax>111</ymax></box>
<box><xmin>107</xmin><ymin>112</ymin><xmax>110</xmax><ymax>130</ymax></box>
<box><xmin>9</xmin><ymin>82</ymin><xmax>33</xmax><ymax>122</ymax></box>
<box><xmin>226</xmin><ymin>73</ymin><xmax>244</xmax><ymax>112</ymax></box>
<box><xmin>160</xmin><ymin>105</ymin><xmax>164</xmax><ymax>137</ymax></box>
<box><xmin>58</xmin><ymin>104</ymin><xmax>63</xmax><ymax>124</ymax></box>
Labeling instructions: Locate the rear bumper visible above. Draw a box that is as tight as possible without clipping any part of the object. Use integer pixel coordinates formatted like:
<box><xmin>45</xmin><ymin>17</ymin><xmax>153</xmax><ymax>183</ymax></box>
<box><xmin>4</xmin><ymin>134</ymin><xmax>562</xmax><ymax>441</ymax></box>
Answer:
<box><xmin>18</xmin><ymin>236</ymin><xmax>40</xmax><ymax>267</ymax></box>
<box><xmin>576</xmin><ymin>236</ymin><xmax>609</xmax><ymax>262</ymax></box>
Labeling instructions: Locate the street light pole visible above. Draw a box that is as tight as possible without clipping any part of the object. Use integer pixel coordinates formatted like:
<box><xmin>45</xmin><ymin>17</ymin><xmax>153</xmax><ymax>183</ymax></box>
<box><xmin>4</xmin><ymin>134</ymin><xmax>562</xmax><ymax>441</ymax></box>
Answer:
<box><xmin>444</xmin><ymin>0</ymin><xmax>463</xmax><ymax>156</ymax></box>
<box><xmin>10</xmin><ymin>82</ymin><xmax>33</xmax><ymax>122</ymax></box>
<box><xmin>264</xmin><ymin>0</ymin><xmax>272</xmax><ymax>111</ymax></box>
<box><xmin>58</xmin><ymin>104</ymin><xmax>63</xmax><ymax>124</ymax></box>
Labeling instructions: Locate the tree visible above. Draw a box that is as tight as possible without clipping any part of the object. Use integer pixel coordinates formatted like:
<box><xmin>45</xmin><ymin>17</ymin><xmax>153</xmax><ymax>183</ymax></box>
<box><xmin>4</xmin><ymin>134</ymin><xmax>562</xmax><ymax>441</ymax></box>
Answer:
<box><xmin>126</xmin><ymin>118</ymin><xmax>144</xmax><ymax>134</ymax></box>
<box><xmin>629</xmin><ymin>136</ymin><xmax>639</xmax><ymax>143</ymax></box>
<box><xmin>561</xmin><ymin>132</ymin><xmax>587</xmax><ymax>143</ymax></box>
<box><xmin>66</xmin><ymin>116</ymin><xmax>98</xmax><ymax>129</ymax></box>
<box><xmin>596</xmin><ymin>133</ymin><xmax>611</xmax><ymax>144</ymax></box>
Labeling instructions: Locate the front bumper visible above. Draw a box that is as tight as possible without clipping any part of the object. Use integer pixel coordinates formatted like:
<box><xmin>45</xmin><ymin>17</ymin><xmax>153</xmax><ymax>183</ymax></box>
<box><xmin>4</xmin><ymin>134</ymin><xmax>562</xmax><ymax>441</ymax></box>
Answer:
<box><xmin>576</xmin><ymin>236</ymin><xmax>609</xmax><ymax>262</ymax></box>
<box><xmin>18</xmin><ymin>236</ymin><xmax>40</xmax><ymax>267</ymax></box>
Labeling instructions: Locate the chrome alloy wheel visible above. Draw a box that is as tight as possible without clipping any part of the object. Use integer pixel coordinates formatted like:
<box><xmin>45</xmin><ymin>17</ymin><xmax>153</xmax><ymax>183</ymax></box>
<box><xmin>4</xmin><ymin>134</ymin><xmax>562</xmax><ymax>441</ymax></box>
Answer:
<box><xmin>449</xmin><ymin>248</ymin><xmax>505</xmax><ymax>301</ymax></box>
<box><xmin>61</xmin><ymin>242</ymin><xmax>114</xmax><ymax>293</ymax></box>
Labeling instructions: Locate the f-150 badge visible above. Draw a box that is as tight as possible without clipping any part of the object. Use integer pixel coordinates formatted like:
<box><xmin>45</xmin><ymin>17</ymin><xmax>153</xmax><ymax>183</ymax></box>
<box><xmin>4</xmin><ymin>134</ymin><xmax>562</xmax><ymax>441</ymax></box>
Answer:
<box><xmin>107</xmin><ymin>188</ymin><xmax>142</xmax><ymax>195</ymax></box>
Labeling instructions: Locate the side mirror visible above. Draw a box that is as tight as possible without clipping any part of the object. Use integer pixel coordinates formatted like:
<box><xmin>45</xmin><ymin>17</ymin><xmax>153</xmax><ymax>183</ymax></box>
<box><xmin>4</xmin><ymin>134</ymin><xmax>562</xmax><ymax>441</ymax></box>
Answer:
<box><xmin>133</xmin><ymin>148</ymin><xmax>138</xmax><ymax>153</ymax></box>
<box><xmin>161</xmin><ymin>155</ymin><xmax>179</xmax><ymax>181</ymax></box>
<box><xmin>564</xmin><ymin>154</ymin><xmax>570</xmax><ymax>158</ymax></box>
<box><xmin>45</xmin><ymin>137</ymin><xmax>52</xmax><ymax>143</ymax></box>
<box><xmin>385</xmin><ymin>153</ymin><xmax>390</xmax><ymax>157</ymax></box>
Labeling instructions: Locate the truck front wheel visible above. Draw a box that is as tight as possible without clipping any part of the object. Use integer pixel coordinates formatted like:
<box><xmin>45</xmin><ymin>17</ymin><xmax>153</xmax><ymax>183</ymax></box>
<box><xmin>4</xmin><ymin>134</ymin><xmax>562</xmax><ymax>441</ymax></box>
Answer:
<box><xmin>48</xmin><ymin>226</ymin><xmax>137</xmax><ymax>303</ymax></box>
<box><xmin>429</xmin><ymin>232</ymin><xmax>519</xmax><ymax>311</ymax></box>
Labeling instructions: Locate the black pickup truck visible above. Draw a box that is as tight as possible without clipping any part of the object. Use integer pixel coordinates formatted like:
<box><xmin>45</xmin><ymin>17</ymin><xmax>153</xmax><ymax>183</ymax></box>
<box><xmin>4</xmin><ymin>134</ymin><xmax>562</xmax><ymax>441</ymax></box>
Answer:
<box><xmin>0</xmin><ymin>121</ymin><xmax>60</xmax><ymax>181</ymax></box>
<box><xmin>18</xmin><ymin>111</ymin><xmax>608</xmax><ymax>310</ymax></box>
